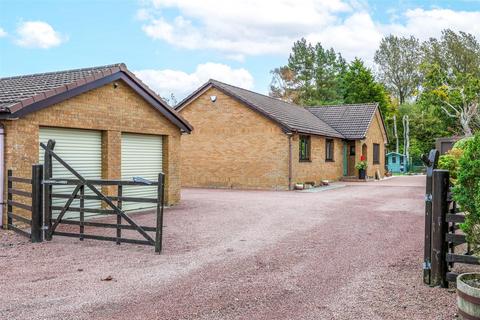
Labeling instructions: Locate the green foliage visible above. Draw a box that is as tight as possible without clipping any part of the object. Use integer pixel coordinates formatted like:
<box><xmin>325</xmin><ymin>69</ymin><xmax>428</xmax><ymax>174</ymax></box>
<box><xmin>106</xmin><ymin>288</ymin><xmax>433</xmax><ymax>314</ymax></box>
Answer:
<box><xmin>342</xmin><ymin>58</ymin><xmax>392</xmax><ymax>117</ymax></box>
<box><xmin>397</xmin><ymin>103</ymin><xmax>449</xmax><ymax>161</ymax></box>
<box><xmin>422</xmin><ymin>29</ymin><xmax>480</xmax><ymax>76</ymax></box>
<box><xmin>355</xmin><ymin>161</ymin><xmax>368</xmax><ymax>170</ymax></box>
<box><xmin>270</xmin><ymin>38</ymin><xmax>346</xmax><ymax>105</ymax></box>
<box><xmin>374</xmin><ymin>35</ymin><xmax>423</xmax><ymax>104</ymax></box>
<box><xmin>453</xmin><ymin>133</ymin><xmax>480</xmax><ymax>249</ymax></box>
<box><xmin>438</xmin><ymin>147</ymin><xmax>464</xmax><ymax>183</ymax></box>
<box><xmin>420</xmin><ymin>62</ymin><xmax>480</xmax><ymax>136</ymax></box>
<box><xmin>454</xmin><ymin>137</ymin><xmax>474</xmax><ymax>149</ymax></box>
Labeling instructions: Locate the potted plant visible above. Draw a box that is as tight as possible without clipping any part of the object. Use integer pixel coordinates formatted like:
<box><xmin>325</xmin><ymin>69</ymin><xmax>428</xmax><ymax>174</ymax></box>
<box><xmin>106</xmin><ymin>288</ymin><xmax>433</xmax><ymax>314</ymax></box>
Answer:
<box><xmin>355</xmin><ymin>155</ymin><xmax>368</xmax><ymax>180</ymax></box>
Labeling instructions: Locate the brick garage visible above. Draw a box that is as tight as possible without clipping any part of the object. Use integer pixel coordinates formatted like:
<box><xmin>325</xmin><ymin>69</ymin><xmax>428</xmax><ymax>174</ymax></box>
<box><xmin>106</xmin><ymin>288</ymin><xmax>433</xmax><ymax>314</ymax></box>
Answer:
<box><xmin>176</xmin><ymin>80</ymin><xmax>388</xmax><ymax>190</ymax></box>
<box><xmin>0</xmin><ymin>64</ymin><xmax>192</xmax><ymax>225</ymax></box>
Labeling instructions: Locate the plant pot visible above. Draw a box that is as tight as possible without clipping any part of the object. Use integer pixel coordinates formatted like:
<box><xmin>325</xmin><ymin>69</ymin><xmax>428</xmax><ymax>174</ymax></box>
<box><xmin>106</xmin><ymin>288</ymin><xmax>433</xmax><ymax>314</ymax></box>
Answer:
<box><xmin>358</xmin><ymin>169</ymin><xmax>366</xmax><ymax>180</ymax></box>
<box><xmin>457</xmin><ymin>273</ymin><xmax>480</xmax><ymax>319</ymax></box>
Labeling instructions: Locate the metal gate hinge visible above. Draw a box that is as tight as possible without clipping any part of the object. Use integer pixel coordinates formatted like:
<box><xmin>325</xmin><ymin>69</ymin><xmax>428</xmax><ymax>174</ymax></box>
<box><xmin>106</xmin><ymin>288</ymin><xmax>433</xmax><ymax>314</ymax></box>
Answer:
<box><xmin>425</xmin><ymin>194</ymin><xmax>432</xmax><ymax>202</ymax></box>
<box><xmin>41</xmin><ymin>225</ymin><xmax>50</xmax><ymax>230</ymax></box>
<box><xmin>423</xmin><ymin>261</ymin><xmax>431</xmax><ymax>270</ymax></box>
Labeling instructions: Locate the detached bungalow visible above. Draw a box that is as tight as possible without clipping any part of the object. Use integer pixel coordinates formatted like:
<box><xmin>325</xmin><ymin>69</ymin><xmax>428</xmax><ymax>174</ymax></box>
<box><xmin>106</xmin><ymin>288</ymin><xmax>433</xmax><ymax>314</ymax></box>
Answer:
<box><xmin>176</xmin><ymin>79</ymin><xmax>387</xmax><ymax>190</ymax></box>
<box><xmin>0</xmin><ymin>63</ymin><xmax>191</xmax><ymax>226</ymax></box>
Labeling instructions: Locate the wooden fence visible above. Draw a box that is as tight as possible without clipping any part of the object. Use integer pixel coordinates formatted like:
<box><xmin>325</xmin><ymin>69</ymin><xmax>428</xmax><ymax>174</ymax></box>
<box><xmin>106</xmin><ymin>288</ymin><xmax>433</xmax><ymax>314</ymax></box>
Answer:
<box><xmin>423</xmin><ymin>149</ymin><xmax>478</xmax><ymax>286</ymax></box>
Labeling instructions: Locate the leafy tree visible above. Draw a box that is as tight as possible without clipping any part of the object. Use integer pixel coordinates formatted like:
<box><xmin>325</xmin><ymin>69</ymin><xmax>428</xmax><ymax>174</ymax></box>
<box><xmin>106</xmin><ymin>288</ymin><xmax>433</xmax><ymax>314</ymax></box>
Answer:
<box><xmin>270</xmin><ymin>38</ymin><xmax>346</xmax><ymax>105</ymax></box>
<box><xmin>397</xmin><ymin>102</ymin><xmax>449</xmax><ymax>159</ymax></box>
<box><xmin>341</xmin><ymin>58</ymin><xmax>391</xmax><ymax>117</ymax></box>
<box><xmin>422</xmin><ymin>29</ymin><xmax>480</xmax><ymax>76</ymax></box>
<box><xmin>374</xmin><ymin>35</ymin><xmax>423</xmax><ymax>104</ymax></box>
<box><xmin>420</xmin><ymin>63</ymin><xmax>480</xmax><ymax>136</ymax></box>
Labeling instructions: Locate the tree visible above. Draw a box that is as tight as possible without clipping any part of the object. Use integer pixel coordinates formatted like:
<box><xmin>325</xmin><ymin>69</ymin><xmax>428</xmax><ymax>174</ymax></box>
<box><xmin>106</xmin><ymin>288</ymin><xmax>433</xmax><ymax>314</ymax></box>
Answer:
<box><xmin>374</xmin><ymin>35</ymin><xmax>423</xmax><ymax>104</ymax></box>
<box><xmin>341</xmin><ymin>58</ymin><xmax>391</xmax><ymax>116</ymax></box>
<box><xmin>270</xmin><ymin>38</ymin><xmax>346</xmax><ymax>105</ymax></box>
<box><xmin>421</xmin><ymin>63</ymin><xmax>480</xmax><ymax>136</ymax></box>
<box><xmin>422</xmin><ymin>29</ymin><xmax>480</xmax><ymax>76</ymax></box>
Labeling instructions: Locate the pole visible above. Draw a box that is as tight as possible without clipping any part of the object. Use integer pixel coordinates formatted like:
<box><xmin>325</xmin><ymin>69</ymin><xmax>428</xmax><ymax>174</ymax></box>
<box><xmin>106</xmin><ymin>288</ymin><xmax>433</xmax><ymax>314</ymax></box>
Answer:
<box><xmin>423</xmin><ymin>149</ymin><xmax>439</xmax><ymax>285</ymax></box>
<box><xmin>430</xmin><ymin>169</ymin><xmax>449</xmax><ymax>287</ymax></box>
<box><xmin>155</xmin><ymin>173</ymin><xmax>165</xmax><ymax>253</ymax></box>
<box><xmin>44</xmin><ymin>139</ymin><xmax>55</xmax><ymax>240</ymax></box>
<box><xmin>31</xmin><ymin>164</ymin><xmax>44</xmax><ymax>243</ymax></box>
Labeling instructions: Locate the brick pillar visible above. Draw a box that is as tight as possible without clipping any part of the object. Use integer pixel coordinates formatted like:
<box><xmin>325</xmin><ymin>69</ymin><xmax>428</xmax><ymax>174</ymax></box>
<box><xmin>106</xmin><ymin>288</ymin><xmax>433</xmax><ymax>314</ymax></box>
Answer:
<box><xmin>102</xmin><ymin>130</ymin><xmax>121</xmax><ymax>197</ymax></box>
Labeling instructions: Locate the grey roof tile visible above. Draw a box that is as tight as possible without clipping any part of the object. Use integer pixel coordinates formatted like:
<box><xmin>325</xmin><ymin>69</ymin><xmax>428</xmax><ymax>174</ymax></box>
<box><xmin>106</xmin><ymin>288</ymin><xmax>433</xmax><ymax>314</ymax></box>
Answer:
<box><xmin>0</xmin><ymin>64</ymin><xmax>193</xmax><ymax>132</ymax></box>
<box><xmin>178</xmin><ymin>79</ymin><xmax>344</xmax><ymax>138</ymax></box>
<box><xmin>308</xmin><ymin>103</ymin><xmax>379</xmax><ymax>139</ymax></box>
<box><xmin>0</xmin><ymin>64</ymin><xmax>124</xmax><ymax>110</ymax></box>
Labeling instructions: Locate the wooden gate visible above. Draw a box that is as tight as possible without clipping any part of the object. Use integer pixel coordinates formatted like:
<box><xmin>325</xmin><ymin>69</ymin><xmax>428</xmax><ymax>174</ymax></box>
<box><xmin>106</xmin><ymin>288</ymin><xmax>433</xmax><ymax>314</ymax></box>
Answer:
<box><xmin>423</xmin><ymin>148</ymin><xmax>476</xmax><ymax>286</ymax></box>
<box><xmin>6</xmin><ymin>139</ymin><xmax>166</xmax><ymax>254</ymax></box>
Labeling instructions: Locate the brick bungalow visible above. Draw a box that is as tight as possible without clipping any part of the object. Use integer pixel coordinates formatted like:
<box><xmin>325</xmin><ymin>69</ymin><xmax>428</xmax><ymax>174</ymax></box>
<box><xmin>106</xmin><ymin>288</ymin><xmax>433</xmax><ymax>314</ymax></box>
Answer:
<box><xmin>176</xmin><ymin>79</ymin><xmax>388</xmax><ymax>190</ymax></box>
<box><xmin>0</xmin><ymin>63</ymin><xmax>192</xmax><ymax>226</ymax></box>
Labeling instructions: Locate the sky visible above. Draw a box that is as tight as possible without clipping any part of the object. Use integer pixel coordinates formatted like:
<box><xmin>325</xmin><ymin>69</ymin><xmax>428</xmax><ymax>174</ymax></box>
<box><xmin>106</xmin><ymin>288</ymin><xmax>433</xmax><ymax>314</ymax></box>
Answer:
<box><xmin>0</xmin><ymin>0</ymin><xmax>479</xmax><ymax>102</ymax></box>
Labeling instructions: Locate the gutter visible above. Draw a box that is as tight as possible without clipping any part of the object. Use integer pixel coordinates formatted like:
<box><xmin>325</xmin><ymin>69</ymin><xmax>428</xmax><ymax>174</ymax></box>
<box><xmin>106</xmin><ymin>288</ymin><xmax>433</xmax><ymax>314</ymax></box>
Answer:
<box><xmin>287</xmin><ymin>132</ymin><xmax>293</xmax><ymax>190</ymax></box>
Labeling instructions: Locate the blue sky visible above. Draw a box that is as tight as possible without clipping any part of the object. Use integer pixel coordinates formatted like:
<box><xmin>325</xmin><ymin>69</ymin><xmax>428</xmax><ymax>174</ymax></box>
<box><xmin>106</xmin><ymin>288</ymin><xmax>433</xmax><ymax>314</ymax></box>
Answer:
<box><xmin>0</xmin><ymin>0</ymin><xmax>479</xmax><ymax>101</ymax></box>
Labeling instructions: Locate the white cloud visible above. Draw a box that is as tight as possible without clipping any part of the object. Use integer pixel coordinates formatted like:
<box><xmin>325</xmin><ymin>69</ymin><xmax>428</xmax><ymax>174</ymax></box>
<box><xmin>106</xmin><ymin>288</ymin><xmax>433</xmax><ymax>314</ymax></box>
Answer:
<box><xmin>0</xmin><ymin>27</ymin><xmax>7</xmax><ymax>38</ymax></box>
<box><xmin>134</xmin><ymin>62</ymin><xmax>254</xmax><ymax>101</ymax></box>
<box><xmin>15</xmin><ymin>21</ymin><xmax>65</xmax><ymax>49</ymax></box>
<box><xmin>140</xmin><ymin>0</ymin><xmax>353</xmax><ymax>57</ymax></box>
<box><xmin>138</xmin><ymin>1</ymin><xmax>480</xmax><ymax>64</ymax></box>
<box><xmin>382</xmin><ymin>9</ymin><xmax>480</xmax><ymax>41</ymax></box>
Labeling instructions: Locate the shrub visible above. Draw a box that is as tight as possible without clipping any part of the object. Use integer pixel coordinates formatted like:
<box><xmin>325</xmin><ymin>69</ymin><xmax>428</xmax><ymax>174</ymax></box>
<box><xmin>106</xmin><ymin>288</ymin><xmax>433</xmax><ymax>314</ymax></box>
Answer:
<box><xmin>438</xmin><ymin>147</ymin><xmax>464</xmax><ymax>183</ymax></box>
<box><xmin>454</xmin><ymin>133</ymin><xmax>480</xmax><ymax>251</ymax></box>
<box><xmin>355</xmin><ymin>161</ymin><xmax>368</xmax><ymax>170</ymax></box>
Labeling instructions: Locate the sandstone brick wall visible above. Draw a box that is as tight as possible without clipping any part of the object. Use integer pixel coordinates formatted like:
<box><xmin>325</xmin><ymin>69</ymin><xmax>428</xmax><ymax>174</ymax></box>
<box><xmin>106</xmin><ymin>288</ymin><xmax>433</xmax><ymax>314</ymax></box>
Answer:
<box><xmin>1</xmin><ymin>80</ymin><xmax>182</xmax><ymax>225</ymax></box>
<box><xmin>179</xmin><ymin>87</ymin><xmax>290</xmax><ymax>190</ymax></box>
<box><xmin>354</xmin><ymin>109</ymin><xmax>387</xmax><ymax>178</ymax></box>
<box><xmin>291</xmin><ymin>134</ymin><xmax>344</xmax><ymax>185</ymax></box>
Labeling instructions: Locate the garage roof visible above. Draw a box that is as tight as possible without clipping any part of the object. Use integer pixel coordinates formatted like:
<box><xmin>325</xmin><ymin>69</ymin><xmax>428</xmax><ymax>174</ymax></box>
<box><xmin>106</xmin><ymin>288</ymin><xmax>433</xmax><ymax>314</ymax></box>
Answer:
<box><xmin>176</xmin><ymin>79</ymin><xmax>384</xmax><ymax>139</ymax></box>
<box><xmin>0</xmin><ymin>63</ymin><xmax>192</xmax><ymax>132</ymax></box>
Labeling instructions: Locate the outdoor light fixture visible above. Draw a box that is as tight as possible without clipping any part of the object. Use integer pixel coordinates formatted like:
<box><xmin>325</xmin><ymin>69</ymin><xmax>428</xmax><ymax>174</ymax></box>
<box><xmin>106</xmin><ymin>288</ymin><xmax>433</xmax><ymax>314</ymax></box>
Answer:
<box><xmin>113</xmin><ymin>82</ymin><xmax>118</xmax><ymax>89</ymax></box>
<box><xmin>210</xmin><ymin>95</ymin><xmax>217</xmax><ymax>103</ymax></box>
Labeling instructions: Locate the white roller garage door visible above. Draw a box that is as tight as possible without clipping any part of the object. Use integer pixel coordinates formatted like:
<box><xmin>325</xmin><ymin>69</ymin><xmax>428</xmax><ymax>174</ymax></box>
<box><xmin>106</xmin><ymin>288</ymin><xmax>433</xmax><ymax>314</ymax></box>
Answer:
<box><xmin>39</xmin><ymin>127</ymin><xmax>102</xmax><ymax>219</ymax></box>
<box><xmin>121</xmin><ymin>133</ymin><xmax>163</xmax><ymax>211</ymax></box>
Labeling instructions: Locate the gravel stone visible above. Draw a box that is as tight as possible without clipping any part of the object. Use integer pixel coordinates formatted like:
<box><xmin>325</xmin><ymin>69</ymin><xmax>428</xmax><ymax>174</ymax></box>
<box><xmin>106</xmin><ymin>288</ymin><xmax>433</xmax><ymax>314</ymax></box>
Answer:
<box><xmin>0</xmin><ymin>176</ymin><xmax>458</xmax><ymax>319</ymax></box>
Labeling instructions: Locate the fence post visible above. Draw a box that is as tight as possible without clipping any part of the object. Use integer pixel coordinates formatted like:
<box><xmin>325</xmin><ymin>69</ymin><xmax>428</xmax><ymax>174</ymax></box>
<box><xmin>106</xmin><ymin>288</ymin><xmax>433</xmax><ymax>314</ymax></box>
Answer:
<box><xmin>7</xmin><ymin>169</ymin><xmax>12</xmax><ymax>228</ymax></box>
<box><xmin>116</xmin><ymin>185</ymin><xmax>122</xmax><ymax>245</ymax></box>
<box><xmin>423</xmin><ymin>149</ymin><xmax>439</xmax><ymax>285</ymax></box>
<box><xmin>31</xmin><ymin>164</ymin><xmax>43</xmax><ymax>243</ymax></box>
<box><xmin>155</xmin><ymin>173</ymin><xmax>165</xmax><ymax>253</ymax></box>
<box><xmin>44</xmin><ymin>139</ymin><xmax>55</xmax><ymax>240</ymax></box>
<box><xmin>430</xmin><ymin>169</ymin><xmax>449</xmax><ymax>287</ymax></box>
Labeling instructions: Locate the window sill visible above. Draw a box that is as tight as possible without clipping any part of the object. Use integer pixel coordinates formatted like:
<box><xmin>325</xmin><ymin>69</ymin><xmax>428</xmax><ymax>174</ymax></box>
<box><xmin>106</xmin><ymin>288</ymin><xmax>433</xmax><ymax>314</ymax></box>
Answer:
<box><xmin>373</xmin><ymin>162</ymin><xmax>380</xmax><ymax>165</ymax></box>
<box><xmin>299</xmin><ymin>159</ymin><xmax>311</xmax><ymax>163</ymax></box>
<box><xmin>325</xmin><ymin>159</ymin><xmax>334</xmax><ymax>162</ymax></box>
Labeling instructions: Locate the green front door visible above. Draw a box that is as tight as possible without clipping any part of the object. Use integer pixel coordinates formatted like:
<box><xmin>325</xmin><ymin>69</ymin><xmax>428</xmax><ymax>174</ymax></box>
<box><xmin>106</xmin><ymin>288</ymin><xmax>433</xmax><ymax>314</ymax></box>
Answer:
<box><xmin>343</xmin><ymin>142</ymin><xmax>348</xmax><ymax>176</ymax></box>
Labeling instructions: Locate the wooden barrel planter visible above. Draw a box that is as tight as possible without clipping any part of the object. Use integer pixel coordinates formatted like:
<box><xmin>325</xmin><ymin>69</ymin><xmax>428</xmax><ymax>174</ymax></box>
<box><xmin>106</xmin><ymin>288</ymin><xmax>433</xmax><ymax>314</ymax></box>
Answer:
<box><xmin>457</xmin><ymin>273</ymin><xmax>480</xmax><ymax>319</ymax></box>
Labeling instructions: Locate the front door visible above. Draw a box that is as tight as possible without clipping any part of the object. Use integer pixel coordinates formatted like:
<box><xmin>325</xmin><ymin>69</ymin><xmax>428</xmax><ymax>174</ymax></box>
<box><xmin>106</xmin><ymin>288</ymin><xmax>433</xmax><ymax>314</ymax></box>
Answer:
<box><xmin>347</xmin><ymin>141</ymin><xmax>356</xmax><ymax>176</ymax></box>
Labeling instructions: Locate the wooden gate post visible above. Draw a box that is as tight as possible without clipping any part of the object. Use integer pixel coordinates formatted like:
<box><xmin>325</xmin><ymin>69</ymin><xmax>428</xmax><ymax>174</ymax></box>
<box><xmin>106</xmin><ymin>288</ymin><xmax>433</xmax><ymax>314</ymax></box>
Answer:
<box><xmin>43</xmin><ymin>139</ymin><xmax>55</xmax><ymax>241</ymax></box>
<box><xmin>31</xmin><ymin>164</ymin><xmax>44</xmax><ymax>243</ymax></box>
<box><xmin>430</xmin><ymin>169</ymin><xmax>449</xmax><ymax>287</ymax></box>
<box><xmin>423</xmin><ymin>149</ymin><xmax>439</xmax><ymax>285</ymax></box>
<box><xmin>155</xmin><ymin>173</ymin><xmax>165</xmax><ymax>254</ymax></box>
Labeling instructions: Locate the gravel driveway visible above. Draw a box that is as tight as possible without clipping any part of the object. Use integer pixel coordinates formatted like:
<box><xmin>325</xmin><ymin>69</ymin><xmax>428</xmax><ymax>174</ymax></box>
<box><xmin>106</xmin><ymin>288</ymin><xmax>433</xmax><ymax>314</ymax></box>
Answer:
<box><xmin>0</xmin><ymin>176</ymin><xmax>457</xmax><ymax>319</ymax></box>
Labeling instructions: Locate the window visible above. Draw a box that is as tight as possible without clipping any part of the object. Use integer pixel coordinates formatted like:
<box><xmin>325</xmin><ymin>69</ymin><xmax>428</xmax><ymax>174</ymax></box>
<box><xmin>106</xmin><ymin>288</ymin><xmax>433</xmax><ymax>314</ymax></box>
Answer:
<box><xmin>350</xmin><ymin>145</ymin><xmax>355</xmax><ymax>156</ymax></box>
<box><xmin>299</xmin><ymin>135</ymin><xmax>311</xmax><ymax>161</ymax></box>
<box><xmin>400</xmin><ymin>156</ymin><xmax>404</xmax><ymax>165</ymax></box>
<box><xmin>392</xmin><ymin>155</ymin><xmax>396</xmax><ymax>164</ymax></box>
<box><xmin>373</xmin><ymin>143</ymin><xmax>380</xmax><ymax>164</ymax></box>
<box><xmin>325</xmin><ymin>139</ymin><xmax>334</xmax><ymax>161</ymax></box>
